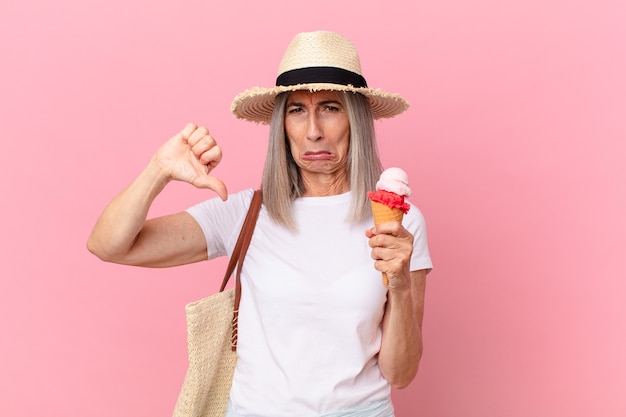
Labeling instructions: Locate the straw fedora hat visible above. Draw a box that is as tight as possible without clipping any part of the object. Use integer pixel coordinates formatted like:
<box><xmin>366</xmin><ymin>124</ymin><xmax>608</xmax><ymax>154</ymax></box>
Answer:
<box><xmin>231</xmin><ymin>31</ymin><xmax>409</xmax><ymax>124</ymax></box>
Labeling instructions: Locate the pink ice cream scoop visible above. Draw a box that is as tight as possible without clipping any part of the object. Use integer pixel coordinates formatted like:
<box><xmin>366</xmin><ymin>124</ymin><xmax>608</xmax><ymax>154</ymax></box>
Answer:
<box><xmin>367</xmin><ymin>167</ymin><xmax>412</xmax><ymax>214</ymax></box>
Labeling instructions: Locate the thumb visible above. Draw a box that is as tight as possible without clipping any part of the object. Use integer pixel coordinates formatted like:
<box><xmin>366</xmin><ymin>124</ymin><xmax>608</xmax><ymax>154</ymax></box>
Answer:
<box><xmin>194</xmin><ymin>175</ymin><xmax>228</xmax><ymax>201</ymax></box>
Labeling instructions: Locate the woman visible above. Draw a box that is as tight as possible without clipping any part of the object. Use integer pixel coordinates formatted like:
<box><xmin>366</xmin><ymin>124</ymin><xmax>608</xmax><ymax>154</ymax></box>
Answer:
<box><xmin>88</xmin><ymin>31</ymin><xmax>432</xmax><ymax>417</ymax></box>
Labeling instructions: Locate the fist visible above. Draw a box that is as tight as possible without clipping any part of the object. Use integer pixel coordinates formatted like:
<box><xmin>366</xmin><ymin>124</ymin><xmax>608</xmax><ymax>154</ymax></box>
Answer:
<box><xmin>155</xmin><ymin>122</ymin><xmax>228</xmax><ymax>200</ymax></box>
<box><xmin>181</xmin><ymin>123</ymin><xmax>222</xmax><ymax>169</ymax></box>
<box><xmin>366</xmin><ymin>222</ymin><xmax>414</xmax><ymax>289</ymax></box>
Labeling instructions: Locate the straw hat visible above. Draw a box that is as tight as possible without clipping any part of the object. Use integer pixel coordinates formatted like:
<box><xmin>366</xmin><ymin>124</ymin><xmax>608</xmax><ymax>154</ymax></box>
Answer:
<box><xmin>231</xmin><ymin>31</ymin><xmax>409</xmax><ymax>124</ymax></box>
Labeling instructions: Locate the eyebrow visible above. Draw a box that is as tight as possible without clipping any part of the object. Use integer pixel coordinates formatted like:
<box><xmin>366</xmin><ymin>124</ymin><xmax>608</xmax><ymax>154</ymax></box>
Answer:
<box><xmin>286</xmin><ymin>99</ymin><xmax>344</xmax><ymax>108</ymax></box>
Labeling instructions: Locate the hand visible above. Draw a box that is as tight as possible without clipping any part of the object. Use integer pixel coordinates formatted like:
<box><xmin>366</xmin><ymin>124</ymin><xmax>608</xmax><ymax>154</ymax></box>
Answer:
<box><xmin>366</xmin><ymin>222</ymin><xmax>414</xmax><ymax>290</ymax></box>
<box><xmin>153</xmin><ymin>122</ymin><xmax>228</xmax><ymax>200</ymax></box>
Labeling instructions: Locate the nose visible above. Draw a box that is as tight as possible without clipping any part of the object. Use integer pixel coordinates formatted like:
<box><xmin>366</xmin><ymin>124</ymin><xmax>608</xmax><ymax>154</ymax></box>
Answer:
<box><xmin>306</xmin><ymin>112</ymin><xmax>323</xmax><ymax>141</ymax></box>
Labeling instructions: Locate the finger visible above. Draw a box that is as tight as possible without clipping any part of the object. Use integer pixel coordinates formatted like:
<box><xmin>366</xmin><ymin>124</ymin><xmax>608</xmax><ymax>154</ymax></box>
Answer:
<box><xmin>199</xmin><ymin>145</ymin><xmax>223</xmax><ymax>167</ymax></box>
<box><xmin>187</xmin><ymin>125</ymin><xmax>210</xmax><ymax>147</ymax></box>
<box><xmin>365</xmin><ymin>224</ymin><xmax>394</xmax><ymax>238</ymax></box>
<box><xmin>372</xmin><ymin>246</ymin><xmax>409</xmax><ymax>264</ymax></box>
<box><xmin>373</xmin><ymin>222</ymin><xmax>405</xmax><ymax>237</ymax></box>
<box><xmin>368</xmin><ymin>232</ymin><xmax>398</xmax><ymax>249</ymax></box>
<box><xmin>372</xmin><ymin>251</ymin><xmax>410</xmax><ymax>278</ymax></box>
<box><xmin>191</xmin><ymin>135</ymin><xmax>218</xmax><ymax>158</ymax></box>
<box><xmin>180</xmin><ymin>122</ymin><xmax>198</xmax><ymax>142</ymax></box>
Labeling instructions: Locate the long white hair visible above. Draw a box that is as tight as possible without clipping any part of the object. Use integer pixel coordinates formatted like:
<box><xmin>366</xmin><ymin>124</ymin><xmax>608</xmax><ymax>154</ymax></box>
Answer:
<box><xmin>261</xmin><ymin>91</ymin><xmax>382</xmax><ymax>229</ymax></box>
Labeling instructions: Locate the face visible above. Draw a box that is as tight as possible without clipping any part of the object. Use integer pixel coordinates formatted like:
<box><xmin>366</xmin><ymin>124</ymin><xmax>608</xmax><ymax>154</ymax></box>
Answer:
<box><xmin>284</xmin><ymin>90</ymin><xmax>351</xmax><ymax>191</ymax></box>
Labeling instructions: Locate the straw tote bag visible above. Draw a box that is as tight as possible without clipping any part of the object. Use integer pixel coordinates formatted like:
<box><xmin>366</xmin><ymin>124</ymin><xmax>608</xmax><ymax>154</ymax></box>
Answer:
<box><xmin>173</xmin><ymin>190</ymin><xmax>262</xmax><ymax>417</ymax></box>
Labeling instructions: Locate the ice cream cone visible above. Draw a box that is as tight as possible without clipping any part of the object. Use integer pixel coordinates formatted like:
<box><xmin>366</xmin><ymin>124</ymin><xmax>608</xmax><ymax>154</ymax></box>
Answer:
<box><xmin>370</xmin><ymin>200</ymin><xmax>404</xmax><ymax>286</ymax></box>
<box><xmin>370</xmin><ymin>201</ymin><xmax>404</xmax><ymax>224</ymax></box>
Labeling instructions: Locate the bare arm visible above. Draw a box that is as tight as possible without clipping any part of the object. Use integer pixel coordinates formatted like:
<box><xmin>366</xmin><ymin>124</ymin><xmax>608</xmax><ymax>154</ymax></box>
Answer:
<box><xmin>87</xmin><ymin>123</ymin><xmax>227</xmax><ymax>267</ymax></box>
<box><xmin>378</xmin><ymin>269</ymin><xmax>427</xmax><ymax>388</ymax></box>
<box><xmin>367</xmin><ymin>222</ymin><xmax>428</xmax><ymax>388</ymax></box>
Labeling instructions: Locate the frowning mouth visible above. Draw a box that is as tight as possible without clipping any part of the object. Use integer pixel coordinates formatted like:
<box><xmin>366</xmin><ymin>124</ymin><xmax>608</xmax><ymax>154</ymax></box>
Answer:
<box><xmin>303</xmin><ymin>151</ymin><xmax>334</xmax><ymax>161</ymax></box>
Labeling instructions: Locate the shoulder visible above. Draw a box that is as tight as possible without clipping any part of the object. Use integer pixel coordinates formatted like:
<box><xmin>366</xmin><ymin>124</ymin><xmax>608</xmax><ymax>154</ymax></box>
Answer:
<box><xmin>184</xmin><ymin>188</ymin><xmax>257</xmax><ymax>258</ymax></box>
<box><xmin>403</xmin><ymin>202</ymin><xmax>427</xmax><ymax>231</ymax></box>
<box><xmin>187</xmin><ymin>188</ymin><xmax>255</xmax><ymax>217</ymax></box>
<box><xmin>186</xmin><ymin>188</ymin><xmax>257</xmax><ymax>235</ymax></box>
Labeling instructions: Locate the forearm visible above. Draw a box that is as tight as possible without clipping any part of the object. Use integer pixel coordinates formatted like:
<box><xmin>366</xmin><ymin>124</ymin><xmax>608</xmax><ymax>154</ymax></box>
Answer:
<box><xmin>378</xmin><ymin>269</ymin><xmax>427</xmax><ymax>388</ymax></box>
<box><xmin>378</xmin><ymin>287</ymin><xmax>422</xmax><ymax>388</ymax></box>
<box><xmin>87</xmin><ymin>157</ymin><xmax>170</xmax><ymax>261</ymax></box>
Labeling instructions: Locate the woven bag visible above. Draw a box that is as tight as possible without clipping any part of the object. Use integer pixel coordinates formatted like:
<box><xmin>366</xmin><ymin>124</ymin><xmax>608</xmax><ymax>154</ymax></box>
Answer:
<box><xmin>173</xmin><ymin>190</ymin><xmax>262</xmax><ymax>417</ymax></box>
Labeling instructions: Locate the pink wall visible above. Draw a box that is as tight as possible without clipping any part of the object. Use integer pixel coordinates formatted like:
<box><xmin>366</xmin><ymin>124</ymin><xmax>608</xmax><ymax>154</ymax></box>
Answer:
<box><xmin>1</xmin><ymin>1</ymin><xmax>625</xmax><ymax>416</ymax></box>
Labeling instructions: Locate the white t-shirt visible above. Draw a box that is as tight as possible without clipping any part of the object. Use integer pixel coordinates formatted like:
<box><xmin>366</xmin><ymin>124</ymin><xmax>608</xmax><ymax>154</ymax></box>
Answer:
<box><xmin>187</xmin><ymin>189</ymin><xmax>432</xmax><ymax>417</ymax></box>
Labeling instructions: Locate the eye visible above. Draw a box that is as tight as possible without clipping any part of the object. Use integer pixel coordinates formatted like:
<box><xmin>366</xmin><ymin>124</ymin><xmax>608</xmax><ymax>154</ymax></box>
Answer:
<box><xmin>287</xmin><ymin>107</ymin><xmax>303</xmax><ymax>114</ymax></box>
<box><xmin>324</xmin><ymin>105</ymin><xmax>340</xmax><ymax>112</ymax></box>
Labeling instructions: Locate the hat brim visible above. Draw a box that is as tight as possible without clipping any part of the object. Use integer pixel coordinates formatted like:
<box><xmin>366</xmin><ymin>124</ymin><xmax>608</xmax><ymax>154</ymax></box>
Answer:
<box><xmin>231</xmin><ymin>83</ymin><xmax>409</xmax><ymax>124</ymax></box>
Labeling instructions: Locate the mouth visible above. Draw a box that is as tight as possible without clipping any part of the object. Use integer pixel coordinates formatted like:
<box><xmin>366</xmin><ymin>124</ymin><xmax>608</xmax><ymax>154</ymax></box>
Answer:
<box><xmin>303</xmin><ymin>151</ymin><xmax>335</xmax><ymax>161</ymax></box>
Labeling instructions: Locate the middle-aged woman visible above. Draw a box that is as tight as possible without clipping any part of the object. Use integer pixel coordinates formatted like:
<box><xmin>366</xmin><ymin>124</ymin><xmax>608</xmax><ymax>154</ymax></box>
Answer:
<box><xmin>88</xmin><ymin>31</ymin><xmax>433</xmax><ymax>417</ymax></box>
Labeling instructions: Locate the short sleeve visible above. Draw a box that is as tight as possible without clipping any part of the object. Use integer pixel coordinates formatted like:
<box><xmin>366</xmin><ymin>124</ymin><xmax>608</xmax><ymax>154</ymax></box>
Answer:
<box><xmin>185</xmin><ymin>188</ymin><xmax>255</xmax><ymax>260</ymax></box>
<box><xmin>403</xmin><ymin>203</ymin><xmax>433</xmax><ymax>274</ymax></box>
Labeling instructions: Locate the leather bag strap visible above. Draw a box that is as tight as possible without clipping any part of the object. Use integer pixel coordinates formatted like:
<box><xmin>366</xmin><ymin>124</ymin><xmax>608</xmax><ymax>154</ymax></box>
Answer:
<box><xmin>217</xmin><ymin>190</ymin><xmax>262</xmax><ymax>351</ymax></box>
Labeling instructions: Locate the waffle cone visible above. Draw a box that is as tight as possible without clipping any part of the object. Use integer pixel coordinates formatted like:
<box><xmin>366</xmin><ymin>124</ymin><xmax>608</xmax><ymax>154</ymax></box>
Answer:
<box><xmin>370</xmin><ymin>201</ymin><xmax>404</xmax><ymax>287</ymax></box>
<box><xmin>370</xmin><ymin>201</ymin><xmax>404</xmax><ymax>224</ymax></box>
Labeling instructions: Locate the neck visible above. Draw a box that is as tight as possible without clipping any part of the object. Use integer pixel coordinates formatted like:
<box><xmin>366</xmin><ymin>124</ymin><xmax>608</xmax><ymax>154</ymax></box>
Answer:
<box><xmin>300</xmin><ymin>171</ymin><xmax>350</xmax><ymax>197</ymax></box>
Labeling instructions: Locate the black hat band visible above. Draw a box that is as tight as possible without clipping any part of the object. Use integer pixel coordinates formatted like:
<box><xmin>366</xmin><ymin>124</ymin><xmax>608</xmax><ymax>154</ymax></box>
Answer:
<box><xmin>276</xmin><ymin>66</ymin><xmax>368</xmax><ymax>88</ymax></box>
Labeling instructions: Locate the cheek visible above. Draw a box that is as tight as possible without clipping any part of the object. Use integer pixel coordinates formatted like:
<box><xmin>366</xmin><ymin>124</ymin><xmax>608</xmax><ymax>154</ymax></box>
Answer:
<box><xmin>286</xmin><ymin>135</ymin><xmax>301</xmax><ymax>160</ymax></box>
<box><xmin>285</xmin><ymin>119</ymin><xmax>304</xmax><ymax>144</ymax></box>
<box><xmin>339</xmin><ymin>125</ymin><xmax>351</xmax><ymax>152</ymax></box>
<box><xmin>284</xmin><ymin>122</ymin><xmax>296</xmax><ymax>145</ymax></box>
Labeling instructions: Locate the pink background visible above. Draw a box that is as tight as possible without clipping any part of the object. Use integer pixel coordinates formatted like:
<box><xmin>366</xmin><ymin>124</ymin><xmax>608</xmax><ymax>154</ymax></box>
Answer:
<box><xmin>1</xmin><ymin>0</ymin><xmax>625</xmax><ymax>416</ymax></box>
